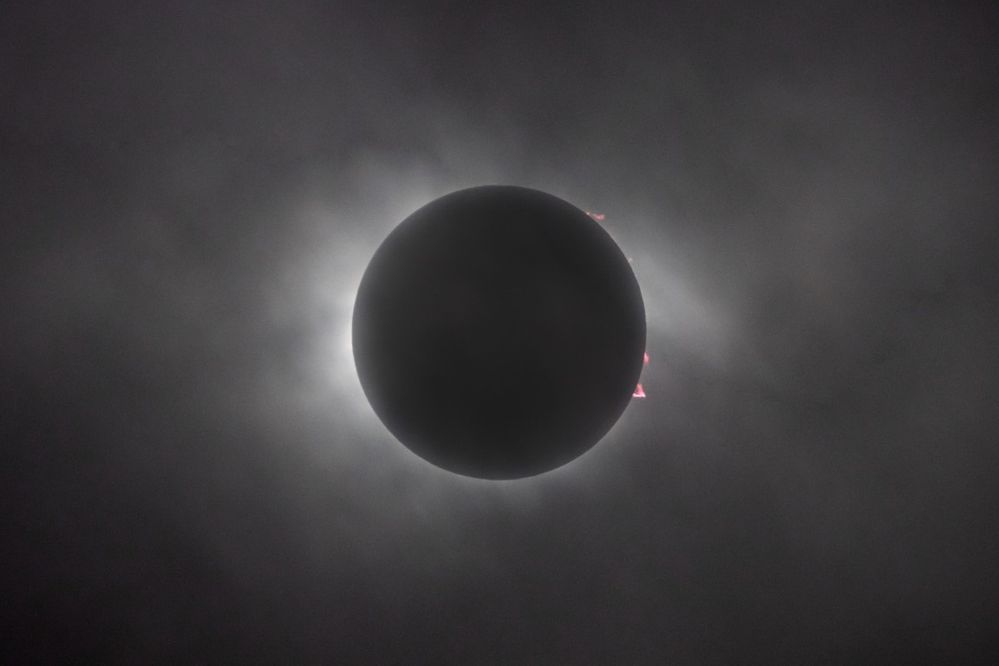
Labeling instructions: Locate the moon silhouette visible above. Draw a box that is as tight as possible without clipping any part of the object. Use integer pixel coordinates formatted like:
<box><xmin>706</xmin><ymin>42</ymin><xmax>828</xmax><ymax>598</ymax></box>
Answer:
<box><xmin>352</xmin><ymin>185</ymin><xmax>645</xmax><ymax>479</ymax></box>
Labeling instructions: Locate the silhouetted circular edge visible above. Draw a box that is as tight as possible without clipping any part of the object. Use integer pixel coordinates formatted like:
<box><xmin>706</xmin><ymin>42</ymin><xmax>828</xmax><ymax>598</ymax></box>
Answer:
<box><xmin>352</xmin><ymin>185</ymin><xmax>646</xmax><ymax>479</ymax></box>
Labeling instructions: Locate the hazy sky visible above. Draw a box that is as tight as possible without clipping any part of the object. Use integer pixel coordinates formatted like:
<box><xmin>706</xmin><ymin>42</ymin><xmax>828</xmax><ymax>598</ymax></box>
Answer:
<box><xmin>4</xmin><ymin>1</ymin><xmax>998</xmax><ymax>662</ymax></box>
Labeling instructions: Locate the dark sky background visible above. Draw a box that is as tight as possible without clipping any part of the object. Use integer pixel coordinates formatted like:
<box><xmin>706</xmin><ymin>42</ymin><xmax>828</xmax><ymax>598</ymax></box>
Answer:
<box><xmin>3</xmin><ymin>1</ymin><xmax>999</xmax><ymax>662</ymax></box>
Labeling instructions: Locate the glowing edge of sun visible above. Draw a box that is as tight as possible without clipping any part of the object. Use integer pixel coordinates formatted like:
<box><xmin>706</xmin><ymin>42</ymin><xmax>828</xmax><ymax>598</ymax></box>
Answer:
<box><xmin>292</xmin><ymin>188</ymin><xmax>733</xmax><ymax>484</ymax></box>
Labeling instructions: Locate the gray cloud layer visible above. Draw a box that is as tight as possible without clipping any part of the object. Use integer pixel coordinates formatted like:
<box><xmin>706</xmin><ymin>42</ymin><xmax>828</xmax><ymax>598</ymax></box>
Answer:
<box><xmin>3</xmin><ymin>1</ymin><xmax>998</xmax><ymax>662</ymax></box>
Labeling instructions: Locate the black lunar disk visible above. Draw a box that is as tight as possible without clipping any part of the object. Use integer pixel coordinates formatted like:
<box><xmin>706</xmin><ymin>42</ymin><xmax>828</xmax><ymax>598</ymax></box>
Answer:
<box><xmin>352</xmin><ymin>186</ymin><xmax>646</xmax><ymax>479</ymax></box>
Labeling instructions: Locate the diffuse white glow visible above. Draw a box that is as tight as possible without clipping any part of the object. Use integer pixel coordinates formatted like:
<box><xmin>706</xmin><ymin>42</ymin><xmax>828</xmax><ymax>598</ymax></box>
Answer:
<box><xmin>265</xmin><ymin>168</ymin><xmax>732</xmax><ymax>486</ymax></box>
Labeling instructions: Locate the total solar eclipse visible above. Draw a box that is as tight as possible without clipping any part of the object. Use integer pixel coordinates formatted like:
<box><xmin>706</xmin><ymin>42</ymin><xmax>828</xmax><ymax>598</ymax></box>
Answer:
<box><xmin>352</xmin><ymin>185</ymin><xmax>646</xmax><ymax>479</ymax></box>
